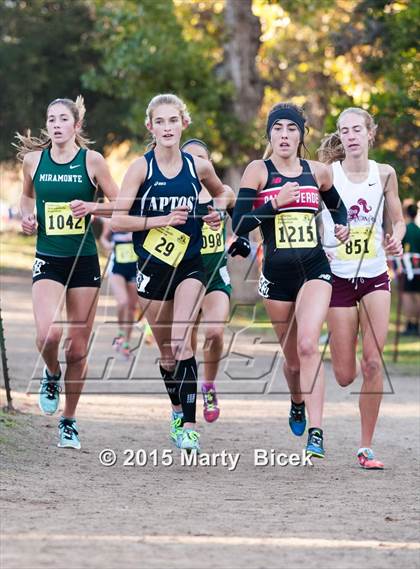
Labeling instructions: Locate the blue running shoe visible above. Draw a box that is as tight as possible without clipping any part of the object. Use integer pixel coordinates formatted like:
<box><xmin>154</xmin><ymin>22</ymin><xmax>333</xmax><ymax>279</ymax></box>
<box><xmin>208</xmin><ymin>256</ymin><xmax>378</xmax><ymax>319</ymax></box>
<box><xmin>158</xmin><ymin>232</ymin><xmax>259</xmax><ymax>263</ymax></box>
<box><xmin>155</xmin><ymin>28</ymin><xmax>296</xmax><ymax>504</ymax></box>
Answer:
<box><xmin>58</xmin><ymin>417</ymin><xmax>81</xmax><ymax>449</ymax></box>
<box><xmin>39</xmin><ymin>366</ymin><xmax>61</xmax><ymax>415</ymax></box>
<box><xmin>170</xmin><ymin>411</ymin><xmax>184</xmax><ymax>447</ymax></box>
<box><xmin>306</xmin><ymin>428</ymin><xmax>324</xmax><ymax>458</ymax></box>
<box><xmin>180</xmin><ymin>428</ymin><xmax>200</xmax><ymax>453</ymax></box>
<box><xmin>289</xmin><ymin>400</ymin><xmax>306</xmax><ymax>436</ymax></box>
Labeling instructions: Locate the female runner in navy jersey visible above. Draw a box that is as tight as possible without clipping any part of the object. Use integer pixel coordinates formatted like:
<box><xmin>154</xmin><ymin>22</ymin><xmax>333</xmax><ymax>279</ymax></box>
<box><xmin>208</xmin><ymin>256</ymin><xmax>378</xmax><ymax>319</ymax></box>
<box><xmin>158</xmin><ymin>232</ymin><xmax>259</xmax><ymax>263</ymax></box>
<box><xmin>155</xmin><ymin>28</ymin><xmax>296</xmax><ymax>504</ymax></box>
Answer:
<box><xmin>100</xmin><ymin>219</ymin><xmax>139</xmax><ymax>359</ymax></box>
<box><xmin>233</xmin><ymin>103</ymin><xmax>349</xmax><ymax>458</ymax></box>
<box><xmin>111</xmin><ymin>94</ymin><xmax>230</xmax><ymax>452</ymax></box>
<box><xmin>318</xmin><ymin>108</ymin><xmax>404</xmax><ymax>469</ymax></box>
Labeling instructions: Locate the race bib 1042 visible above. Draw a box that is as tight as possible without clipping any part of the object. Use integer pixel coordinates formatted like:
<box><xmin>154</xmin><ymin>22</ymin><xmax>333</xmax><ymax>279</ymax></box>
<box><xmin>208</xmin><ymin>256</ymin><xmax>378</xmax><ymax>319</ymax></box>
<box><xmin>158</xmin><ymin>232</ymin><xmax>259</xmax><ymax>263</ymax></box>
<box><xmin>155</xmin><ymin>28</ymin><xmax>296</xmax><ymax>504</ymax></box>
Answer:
<box><xmin>45</xmin><ymin>202</ymin><xmax>85</xmax><ymax>236</ymax></box>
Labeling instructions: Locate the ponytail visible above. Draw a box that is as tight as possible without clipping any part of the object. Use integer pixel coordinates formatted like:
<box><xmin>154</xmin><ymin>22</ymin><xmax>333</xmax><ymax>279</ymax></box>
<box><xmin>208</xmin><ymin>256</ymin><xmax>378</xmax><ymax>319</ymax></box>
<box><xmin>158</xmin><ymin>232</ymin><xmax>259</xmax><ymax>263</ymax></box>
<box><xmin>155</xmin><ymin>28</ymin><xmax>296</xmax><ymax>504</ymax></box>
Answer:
<box><xmin>317</xmin><ymin>132</ymin><xmax>345</xmax><ymax>164</ymax></box>
<box><xmin>14</xmin><ymin>95</ymin><xmax>93</xmax><ymax>161</ymax></box>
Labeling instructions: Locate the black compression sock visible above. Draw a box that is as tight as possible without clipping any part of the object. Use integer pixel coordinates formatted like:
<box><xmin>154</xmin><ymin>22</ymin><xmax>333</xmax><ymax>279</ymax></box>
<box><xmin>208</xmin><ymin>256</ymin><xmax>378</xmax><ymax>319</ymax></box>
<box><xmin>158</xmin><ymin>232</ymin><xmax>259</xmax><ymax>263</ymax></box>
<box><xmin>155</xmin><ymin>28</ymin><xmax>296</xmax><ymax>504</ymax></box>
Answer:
<box><xmin>309</xmin><ymin>427</ymin><xmax>323</xmax><ymax>437</ymax></box>
<box><xmin>159</xmin><ymin>365</ymin><xmax>180</xmax><ymax>406</ymax></box>
<box><xmin>174</xmin><ymin>357</ymin><xmax>198</xmax><ymax>423</ymax></box>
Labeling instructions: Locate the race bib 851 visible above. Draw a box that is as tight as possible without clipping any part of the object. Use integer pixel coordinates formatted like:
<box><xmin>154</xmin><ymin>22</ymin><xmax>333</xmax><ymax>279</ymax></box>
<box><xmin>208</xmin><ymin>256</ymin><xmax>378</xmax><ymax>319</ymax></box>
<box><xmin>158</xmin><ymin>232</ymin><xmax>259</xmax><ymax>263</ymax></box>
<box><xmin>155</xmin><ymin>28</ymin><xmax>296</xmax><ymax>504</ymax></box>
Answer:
<box><xmin>337</xmin><ymin>225</ymin><xmax>376</xmax><ymax>261</ymax></box>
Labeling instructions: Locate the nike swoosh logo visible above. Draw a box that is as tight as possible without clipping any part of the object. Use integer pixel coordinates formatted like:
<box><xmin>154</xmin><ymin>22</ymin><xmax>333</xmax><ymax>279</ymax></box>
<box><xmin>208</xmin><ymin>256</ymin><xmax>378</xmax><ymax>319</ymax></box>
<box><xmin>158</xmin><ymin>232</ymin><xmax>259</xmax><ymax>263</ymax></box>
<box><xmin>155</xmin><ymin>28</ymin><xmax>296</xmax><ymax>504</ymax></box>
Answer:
<box><xmin>69</xmin><ymin>165</ymin><xmax>81</xmax><ymax>170</ymax></box>
<box><xmin>94</xmin><ymin>276</ymin><xmax>101</xmax><ymax>281</ymax></box>
<box><xmin>368</xmin><ymin>183</ymin><xmax>376</xmax><ymax>186</ymax></box>
<box><xmin>374</xmin><ymin>282</ymin><xmax>385</xmax><ymax>288</ymax></box>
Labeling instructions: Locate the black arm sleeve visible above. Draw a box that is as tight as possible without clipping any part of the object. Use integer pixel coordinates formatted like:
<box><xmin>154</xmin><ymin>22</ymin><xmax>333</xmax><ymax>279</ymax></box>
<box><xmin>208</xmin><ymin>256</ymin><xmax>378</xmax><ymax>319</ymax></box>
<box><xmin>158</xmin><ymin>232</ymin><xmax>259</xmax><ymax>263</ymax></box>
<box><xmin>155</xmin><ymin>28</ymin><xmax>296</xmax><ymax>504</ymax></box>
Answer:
<box><xmin>232</xmin><ymin>188</ymin><xmax>276</xmax><ymax>236</ymax></box>
<box><xmin>321</xmin><ymin>185</ymin><xmax>348</xmax><ymax>226</ymax></box>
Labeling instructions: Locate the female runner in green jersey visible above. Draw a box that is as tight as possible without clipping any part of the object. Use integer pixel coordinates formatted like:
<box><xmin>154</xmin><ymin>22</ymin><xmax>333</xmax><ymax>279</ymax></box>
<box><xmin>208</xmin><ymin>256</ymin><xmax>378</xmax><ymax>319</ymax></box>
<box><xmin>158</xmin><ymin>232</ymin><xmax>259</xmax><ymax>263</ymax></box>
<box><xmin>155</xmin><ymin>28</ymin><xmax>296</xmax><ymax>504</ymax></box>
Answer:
<box><xmin>17</xmin><ymin>96</ymin><xmax>118</xmax><ymax>449</ymax></box>
<box><xmin>182</xmin><ymin>139</ymin><xmax>251</xmax><ymax>423</ymax></box>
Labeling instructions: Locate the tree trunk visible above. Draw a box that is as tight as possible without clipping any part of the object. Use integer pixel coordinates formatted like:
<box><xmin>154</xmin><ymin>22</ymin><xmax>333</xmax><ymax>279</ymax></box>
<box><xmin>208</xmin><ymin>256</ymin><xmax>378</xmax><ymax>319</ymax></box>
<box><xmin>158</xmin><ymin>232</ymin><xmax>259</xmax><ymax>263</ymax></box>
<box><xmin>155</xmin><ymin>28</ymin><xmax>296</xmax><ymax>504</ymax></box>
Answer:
<box><xmin>223</xmin><ymin>0</ymin><xmax>264</xmax><ymax>302</ymax></box>
<box><xmin>222</xmin><ymin>0</ymin><xmax>264</xmax><ymax>190</ymax></box>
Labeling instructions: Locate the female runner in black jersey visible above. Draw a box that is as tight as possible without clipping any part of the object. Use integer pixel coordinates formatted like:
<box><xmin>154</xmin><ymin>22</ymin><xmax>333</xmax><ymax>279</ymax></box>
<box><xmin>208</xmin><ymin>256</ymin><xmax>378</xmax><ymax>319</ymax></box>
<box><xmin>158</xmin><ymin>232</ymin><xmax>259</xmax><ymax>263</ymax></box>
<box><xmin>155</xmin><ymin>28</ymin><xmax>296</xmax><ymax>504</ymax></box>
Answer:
<box><xmin>233</xmin><ymin>103</ymin><xmax>349</xmax><ymax>457</ymax></box>
<box><xmin>111</xmin><ymin>94</ymin><xmax>230</xmax><ymax>452</ymax></box>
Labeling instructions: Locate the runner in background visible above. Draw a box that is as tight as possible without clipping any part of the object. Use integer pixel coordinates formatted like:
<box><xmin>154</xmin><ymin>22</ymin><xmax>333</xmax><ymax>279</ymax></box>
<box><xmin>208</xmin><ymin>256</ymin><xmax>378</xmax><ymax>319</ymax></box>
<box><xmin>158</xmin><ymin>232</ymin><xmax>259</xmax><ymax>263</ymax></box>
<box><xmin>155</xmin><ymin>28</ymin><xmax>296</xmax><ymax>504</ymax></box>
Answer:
<box><xmin>233</xmin><ymin>102</ymin><xmax>349</xmax><ymax>458</ymax></box>
<box><xmin>318</xmin><ymin>107</ymin><xmax>405</xmax><ymax>469</ymax></box>
<box><xmin>181</xmin><ymin>139</ymin><xmax>251</xmax><ymax>423</ymax></box>
<box><xmin>401</xmin><ymin>202</ymin><xmax>420</xmax><ymax>336</ymax></box>
<box><xmin>100</xmin><ymin>219</ymin><xmax>140</xmax><ymax>359</ymax></box>
<box><xmin>16</xmin><ymin>96</ymin><xmax>118</xmax><ymax>449</ymax></box>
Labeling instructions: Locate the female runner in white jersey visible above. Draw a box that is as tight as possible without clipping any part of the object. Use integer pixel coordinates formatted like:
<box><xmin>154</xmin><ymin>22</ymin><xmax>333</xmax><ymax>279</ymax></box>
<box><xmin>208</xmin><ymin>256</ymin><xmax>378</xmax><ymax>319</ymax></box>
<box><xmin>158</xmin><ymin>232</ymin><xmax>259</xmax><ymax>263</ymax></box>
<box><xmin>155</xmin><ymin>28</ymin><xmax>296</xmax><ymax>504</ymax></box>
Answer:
<box><xmin>318</xmin><ymin>107</ymin><xmax>405</xmax><ymax>469</ymax></box>
<box><xmin>111</xmin><ymin>94</ymin><xmax>230</xmax><ymax>452</ymax></box>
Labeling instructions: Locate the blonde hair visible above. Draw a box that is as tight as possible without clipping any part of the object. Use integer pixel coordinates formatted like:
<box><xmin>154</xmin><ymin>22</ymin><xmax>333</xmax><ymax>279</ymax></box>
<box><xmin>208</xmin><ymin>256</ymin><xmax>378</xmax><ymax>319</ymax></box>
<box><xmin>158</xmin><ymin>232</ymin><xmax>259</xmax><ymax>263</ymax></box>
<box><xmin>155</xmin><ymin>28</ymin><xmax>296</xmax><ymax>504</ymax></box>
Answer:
<box><xmin>263</xmin><ymin>103</ymin><xmax>308</xmax><ymax>160</ymax></box>
<box><xmin>14</xmin><ymin>96</ymin><xmax>93</xmax><ymax>160</ymax></box>
<box><xmin>145</xmin><ymin>94</ymin><xmax>191</xmax><ymax>150</ymax></box>
<box><xmin>318</xmin><ymin>107</ymin><xmax>378</xmax><ymax>164</ymax></box>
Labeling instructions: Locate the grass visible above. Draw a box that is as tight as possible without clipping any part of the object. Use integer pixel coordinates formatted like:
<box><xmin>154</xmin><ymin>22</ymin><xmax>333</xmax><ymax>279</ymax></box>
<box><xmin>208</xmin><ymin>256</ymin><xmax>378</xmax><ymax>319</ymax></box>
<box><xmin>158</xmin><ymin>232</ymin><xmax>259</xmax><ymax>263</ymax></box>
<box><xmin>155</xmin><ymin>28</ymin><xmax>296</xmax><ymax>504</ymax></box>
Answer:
<box><xmin>0</xmin><ymin>231</ymin><xmax>36</xmax><ymax>271</ymax></box>
<box><xmin>230</xmin><ymin>296</ymin><xmax>419</xmax><ymax>375</ymax></box>
<box><xmin>1</xmin><ymin>230</ymin><xmax>418</xmax><ymax>373</ymax></box>
<box><xmin>0</xmin><ymin>408</ymin><xmax>18</xmax><ymax>444</ymax></box>
<box><xmin>0</xmin><ymin>230</ymin><xmax>109</xmax><ymax>272</ymax></box>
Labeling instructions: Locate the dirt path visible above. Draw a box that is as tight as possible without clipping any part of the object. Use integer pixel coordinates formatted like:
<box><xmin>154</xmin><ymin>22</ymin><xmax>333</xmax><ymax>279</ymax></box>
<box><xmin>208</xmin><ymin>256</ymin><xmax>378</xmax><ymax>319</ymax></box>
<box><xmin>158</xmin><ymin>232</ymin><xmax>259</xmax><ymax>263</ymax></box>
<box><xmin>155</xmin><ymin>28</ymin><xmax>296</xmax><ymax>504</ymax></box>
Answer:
<box><xmin>1</xmin><ymin>269</ymin><xmax>419</xmax><ymax>569</ymax></box>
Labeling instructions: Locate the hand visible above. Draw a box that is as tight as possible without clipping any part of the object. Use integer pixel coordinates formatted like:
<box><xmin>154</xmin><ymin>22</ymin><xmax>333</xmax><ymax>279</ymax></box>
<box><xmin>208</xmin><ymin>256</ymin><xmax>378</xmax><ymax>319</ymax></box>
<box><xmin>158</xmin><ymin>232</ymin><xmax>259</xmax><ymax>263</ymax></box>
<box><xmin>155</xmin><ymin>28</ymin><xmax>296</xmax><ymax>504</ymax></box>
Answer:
<box><xmin>271</xmin><ymin>182</ymin><xmax>300</xmax><ymax>209</ymax></box>
<box><xmin>324</xmin><ymin>250</ymin><xmax>334</xmax><ymax>263</ymax></box>
<box><xmin>166</xmin><ymin>206</ymin><xmax>189</xmax><ymax>227</ymax></box>
<box><xmin>202</xmin><ymin>205</ymin><xmax>222</xmax><ymax>231</ymax></box>
<box><xmin>70</xmin><ymin>200</ymin><xmax>95</xmax><ymax>218</ymax></box>
<box><xmin>100</xmin><ymin>240</ymin><xmax>113</xmax><ymax>253</ymax></box>
<box><xmin>334</xmin><ymin>223</ymin><xmax>350</xmax><ymax>244</ymax></box>
<box><xmin>384</xmin><ymin>233</ymin><xmax>403</xmax><ymax>257</ymax></box>
<box><xmin>21</xmin><ymin>213</ymin><xmax>37</xmax><ymax>235</ymax></box>
<box><xmin>228</xmin><ymin>237</ymin><xmax>251</xmax><ymax>258</ymax></box>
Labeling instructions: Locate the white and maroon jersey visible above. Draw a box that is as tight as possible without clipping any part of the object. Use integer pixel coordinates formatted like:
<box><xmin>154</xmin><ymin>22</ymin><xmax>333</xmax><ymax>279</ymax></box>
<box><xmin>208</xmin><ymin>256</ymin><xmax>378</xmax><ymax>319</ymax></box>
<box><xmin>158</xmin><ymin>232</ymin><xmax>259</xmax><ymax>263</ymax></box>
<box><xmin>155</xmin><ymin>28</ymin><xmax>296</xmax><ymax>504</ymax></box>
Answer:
<box><xmin>254</xmin><ymin>159</ymin><xmax>323</xmax><ymax>271</ymax></box>
<box><xmin>322</xmin><ymin>160</ymin><xmax>386</xmax><ymax>278</ymax></box>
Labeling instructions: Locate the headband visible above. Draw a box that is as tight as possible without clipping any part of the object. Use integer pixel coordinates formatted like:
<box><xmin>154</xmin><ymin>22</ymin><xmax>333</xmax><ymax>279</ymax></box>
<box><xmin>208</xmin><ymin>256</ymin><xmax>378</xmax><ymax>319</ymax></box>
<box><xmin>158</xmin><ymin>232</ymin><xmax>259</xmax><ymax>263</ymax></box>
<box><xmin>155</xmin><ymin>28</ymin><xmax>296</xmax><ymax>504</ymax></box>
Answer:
<box><xmin>266</xmin><ymin>108</ymin><xmax>306</xmax><ymax>139</ymax></box>
<box><xmin>181</xmin><ymin>138</ymin><xmax>209</xmax><ymax>153</ymax></box>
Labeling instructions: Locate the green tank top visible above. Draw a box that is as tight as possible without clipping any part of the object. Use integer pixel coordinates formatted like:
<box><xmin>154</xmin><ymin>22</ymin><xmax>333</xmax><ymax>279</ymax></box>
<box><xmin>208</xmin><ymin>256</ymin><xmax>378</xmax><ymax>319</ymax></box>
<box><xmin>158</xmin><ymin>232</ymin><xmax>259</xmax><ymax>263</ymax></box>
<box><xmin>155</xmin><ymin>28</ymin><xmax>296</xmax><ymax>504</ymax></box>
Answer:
<box><xmin>200</xmin><ymin>199</ymin><xmax>228</xmax><ymax>276</ymax></box>
<box><xmin>34</xmin><ymin>148</ymin><xmax>97</xmax><ymax>257</ymax></box>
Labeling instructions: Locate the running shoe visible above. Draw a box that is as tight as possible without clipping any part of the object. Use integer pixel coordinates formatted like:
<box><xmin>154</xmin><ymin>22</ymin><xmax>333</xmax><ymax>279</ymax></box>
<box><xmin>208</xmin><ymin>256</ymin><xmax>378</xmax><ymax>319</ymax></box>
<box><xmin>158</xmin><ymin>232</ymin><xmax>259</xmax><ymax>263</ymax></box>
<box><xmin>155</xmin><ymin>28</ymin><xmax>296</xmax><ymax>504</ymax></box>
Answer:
<box><xmin>170</xmin><ymin>411</ymin><xmax>184</xmax><ymax>446</ymax></box>
<box><xmin>121</xmin><ymin>342</ymin><xmax>131</xmax><ymax>360</ymax></box>
<box><xmin>179</xmin><ymin>428</ymin><xmax>200</xmax><ymax>452</ymax></box>
<box><xmin>57</xmin><ymin>417</ymin><xmax>81</xmax><ymax>450</ymax></box>
<box><xmin>289</xmin><ymin>400</ymin><xmax>306</xmax><ymax>436</ymax></box>
<box><xmin>306</xmin><ymin>428</ymin><xmax>324</xmax><ymax>458</ymax></box>
<box><xmin>357</xmin><ymin>448</ymin><xmax>384</xmax><ymax>470</ymax></box>
<box><xmin>201</xmin><ymin>383</ymin><xmax>220</xmax><ymax>423</ymax></box>
<box><xmin>38</xmin><ymin>366</ymin><xmax>61</xmax><ymax>415</ymax></box>
<box><xmin>112</xmin><ymin>334</ymin><xmax>125</xmax><ymax>352</ymax></box>
<box><xmin>144</xmin><ymin>323</ymin><xmax>154</xmax><ymax>345</ymax></box>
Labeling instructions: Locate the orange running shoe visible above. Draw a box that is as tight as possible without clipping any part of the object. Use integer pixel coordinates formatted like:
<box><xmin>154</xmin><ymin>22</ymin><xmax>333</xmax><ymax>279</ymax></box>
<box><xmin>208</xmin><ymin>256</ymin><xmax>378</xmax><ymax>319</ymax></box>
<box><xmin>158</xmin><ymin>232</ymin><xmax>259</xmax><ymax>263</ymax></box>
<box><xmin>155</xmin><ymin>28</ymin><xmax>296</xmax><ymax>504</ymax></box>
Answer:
<box><xmin>357</xmin><ymin>448</ymin><xmax>384</xmax><ymax>470</ymax></box>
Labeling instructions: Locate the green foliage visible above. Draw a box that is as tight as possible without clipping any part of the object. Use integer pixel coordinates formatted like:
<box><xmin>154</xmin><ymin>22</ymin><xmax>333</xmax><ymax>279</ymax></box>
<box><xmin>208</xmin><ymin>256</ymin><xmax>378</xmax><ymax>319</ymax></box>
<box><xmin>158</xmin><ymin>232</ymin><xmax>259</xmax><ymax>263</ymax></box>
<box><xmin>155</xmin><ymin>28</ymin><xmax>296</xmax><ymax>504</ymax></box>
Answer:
<box><xmin>84</xmin><ymin>0</ymin><xmax>236</xmax><ymax>158</ymax></box>
<box><xmin>1</xmin><ymin>0</ymin><xmax>417</xmax><ymax>193</ymax></box>
<box><xmin>330</xmin><ymin>0</ymin><xmax>419</xmax><ymax>199</ymax></box>
<box><xmin>0</xmin><ymin>0</ymin><xmax>129</xmax><ymax>160</ymax></box>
